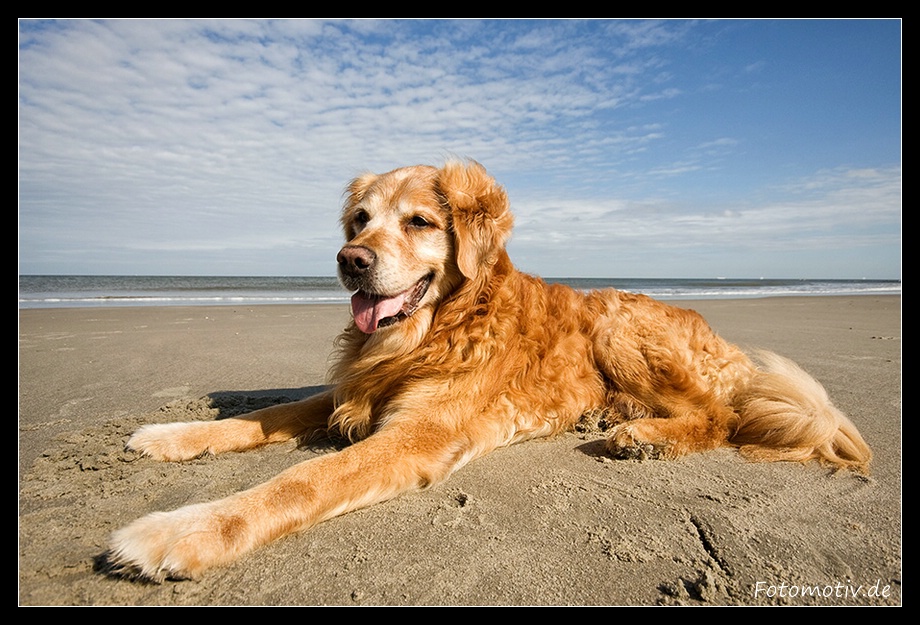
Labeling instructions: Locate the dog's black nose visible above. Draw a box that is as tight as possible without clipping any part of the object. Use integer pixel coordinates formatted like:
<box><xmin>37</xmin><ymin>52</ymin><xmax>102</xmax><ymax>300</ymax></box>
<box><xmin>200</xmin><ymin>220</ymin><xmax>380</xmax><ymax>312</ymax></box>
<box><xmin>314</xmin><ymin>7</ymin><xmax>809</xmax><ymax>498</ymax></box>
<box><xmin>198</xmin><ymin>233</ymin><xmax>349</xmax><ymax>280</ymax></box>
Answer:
<box><xmin>337</xmin><ymin>245</ymin><xmax>376</xmax><ymax>276</ymax></box>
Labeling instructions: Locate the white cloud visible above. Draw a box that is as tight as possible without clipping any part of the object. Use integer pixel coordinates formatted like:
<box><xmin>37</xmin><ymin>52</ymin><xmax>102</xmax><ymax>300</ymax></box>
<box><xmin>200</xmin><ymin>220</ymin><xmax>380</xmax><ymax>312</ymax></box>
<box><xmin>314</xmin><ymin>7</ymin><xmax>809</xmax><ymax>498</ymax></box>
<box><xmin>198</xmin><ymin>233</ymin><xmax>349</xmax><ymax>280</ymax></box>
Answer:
<box><xmin>19</xmin><ymin>19</ymin><xmax>901</xmax><ymax>278</ymax></box>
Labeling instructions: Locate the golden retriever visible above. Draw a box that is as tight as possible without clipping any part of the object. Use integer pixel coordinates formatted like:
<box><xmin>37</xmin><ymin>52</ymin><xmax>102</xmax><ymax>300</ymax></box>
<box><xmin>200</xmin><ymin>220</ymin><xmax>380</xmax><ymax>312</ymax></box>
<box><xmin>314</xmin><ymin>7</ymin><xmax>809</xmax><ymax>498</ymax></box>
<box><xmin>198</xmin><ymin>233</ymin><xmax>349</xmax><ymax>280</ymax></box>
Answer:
<box><xmin>106</xmin><ymin>160</ymin><xmax>871</xmax><ymax>581</ymax></box>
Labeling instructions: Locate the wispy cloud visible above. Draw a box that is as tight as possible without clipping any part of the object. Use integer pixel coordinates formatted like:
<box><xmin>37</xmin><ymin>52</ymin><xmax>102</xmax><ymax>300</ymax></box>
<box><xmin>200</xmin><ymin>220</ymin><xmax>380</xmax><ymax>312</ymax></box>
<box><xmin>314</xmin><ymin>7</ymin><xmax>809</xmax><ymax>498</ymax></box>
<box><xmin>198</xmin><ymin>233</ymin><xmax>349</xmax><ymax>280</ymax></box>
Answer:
<box><xmin>19</xmin><ymin>19</ymin><xmax>901</xmax><ymax>278</ymax></box>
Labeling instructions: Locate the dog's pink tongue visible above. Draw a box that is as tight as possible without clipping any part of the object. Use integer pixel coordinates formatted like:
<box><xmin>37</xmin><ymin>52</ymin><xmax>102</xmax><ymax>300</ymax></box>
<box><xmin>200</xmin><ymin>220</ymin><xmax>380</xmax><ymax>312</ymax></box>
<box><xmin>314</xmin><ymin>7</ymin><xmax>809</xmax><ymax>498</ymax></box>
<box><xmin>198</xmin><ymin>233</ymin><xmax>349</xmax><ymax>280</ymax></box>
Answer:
<box><xmin>351</xmin><ymin>291</ymin><xmax>407</xmax><ymax>334</ymax></box>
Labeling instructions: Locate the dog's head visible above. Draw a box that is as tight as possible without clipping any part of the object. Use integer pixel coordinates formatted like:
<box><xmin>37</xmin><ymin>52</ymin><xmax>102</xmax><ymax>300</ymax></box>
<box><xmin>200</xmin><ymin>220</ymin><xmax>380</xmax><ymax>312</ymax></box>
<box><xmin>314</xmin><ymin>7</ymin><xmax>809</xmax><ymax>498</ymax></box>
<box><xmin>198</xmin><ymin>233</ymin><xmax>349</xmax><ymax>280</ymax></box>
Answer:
<box><xmin>337</xmin><ymin>160</ymin><xmax>513</xmax><ymax>335</ymax></box>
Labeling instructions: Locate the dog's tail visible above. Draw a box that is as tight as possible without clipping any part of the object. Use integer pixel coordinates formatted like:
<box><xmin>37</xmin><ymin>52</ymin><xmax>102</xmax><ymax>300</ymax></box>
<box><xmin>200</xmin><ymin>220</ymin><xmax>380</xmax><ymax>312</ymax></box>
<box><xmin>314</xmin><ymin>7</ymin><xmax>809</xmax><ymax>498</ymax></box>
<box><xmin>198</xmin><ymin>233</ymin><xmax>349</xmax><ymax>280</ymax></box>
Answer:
<box><xmin>730</xmin><ymin>351</ymin><xmax>872</xmax><ymax>473</ymax></box>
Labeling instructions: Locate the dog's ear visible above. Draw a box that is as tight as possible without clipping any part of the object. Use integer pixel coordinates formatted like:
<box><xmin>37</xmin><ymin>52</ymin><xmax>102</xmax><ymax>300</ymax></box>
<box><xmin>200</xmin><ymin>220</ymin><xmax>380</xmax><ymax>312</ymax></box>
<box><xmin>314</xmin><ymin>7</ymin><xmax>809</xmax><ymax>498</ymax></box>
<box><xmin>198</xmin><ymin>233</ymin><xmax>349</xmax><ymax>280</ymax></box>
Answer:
<box><xmin>341</xmin><ymin>172</ymin><xmax>379</xmax><ymax>240</ymax></box>
<box><xmin>438</xmin><ymin>161</ymin><xmax>514</xmax><ymax>279</ymax></box>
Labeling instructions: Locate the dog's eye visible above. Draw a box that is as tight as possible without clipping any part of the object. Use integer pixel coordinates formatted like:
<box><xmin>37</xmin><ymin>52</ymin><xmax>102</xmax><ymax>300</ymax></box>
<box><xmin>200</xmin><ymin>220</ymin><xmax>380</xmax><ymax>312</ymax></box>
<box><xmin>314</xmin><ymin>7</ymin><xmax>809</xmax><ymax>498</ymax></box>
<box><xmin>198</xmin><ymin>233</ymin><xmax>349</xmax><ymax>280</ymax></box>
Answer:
<box><xmin>408</xmin><ymin>216</ymin><xmax>431</xmax><ymax>229</ymax></box>
<box><xmin>354</xmin><ymin>210</ymin><xmax>370</xmax><ymax>227</ymax></box>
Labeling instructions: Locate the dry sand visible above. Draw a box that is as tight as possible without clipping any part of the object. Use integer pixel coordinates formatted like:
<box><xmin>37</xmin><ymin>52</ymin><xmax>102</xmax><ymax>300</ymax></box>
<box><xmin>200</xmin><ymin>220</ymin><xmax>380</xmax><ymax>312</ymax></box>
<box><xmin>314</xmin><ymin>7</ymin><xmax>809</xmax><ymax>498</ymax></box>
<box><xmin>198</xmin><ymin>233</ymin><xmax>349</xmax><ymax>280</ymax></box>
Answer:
<box><xmin>18</xmin><ymin>296</ymin><xmax>901</xmax><ymax>606</ymax></box>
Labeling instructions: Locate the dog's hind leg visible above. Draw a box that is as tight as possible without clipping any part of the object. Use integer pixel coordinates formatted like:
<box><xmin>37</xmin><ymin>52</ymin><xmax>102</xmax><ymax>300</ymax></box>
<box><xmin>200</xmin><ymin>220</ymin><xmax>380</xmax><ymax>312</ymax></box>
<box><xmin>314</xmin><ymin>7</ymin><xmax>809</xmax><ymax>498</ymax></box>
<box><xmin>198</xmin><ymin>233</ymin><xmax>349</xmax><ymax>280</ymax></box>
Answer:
<box><xmin>603</xmin><ymin>391</ymin><xmax>739</xmax><ymax>460</ymax></box>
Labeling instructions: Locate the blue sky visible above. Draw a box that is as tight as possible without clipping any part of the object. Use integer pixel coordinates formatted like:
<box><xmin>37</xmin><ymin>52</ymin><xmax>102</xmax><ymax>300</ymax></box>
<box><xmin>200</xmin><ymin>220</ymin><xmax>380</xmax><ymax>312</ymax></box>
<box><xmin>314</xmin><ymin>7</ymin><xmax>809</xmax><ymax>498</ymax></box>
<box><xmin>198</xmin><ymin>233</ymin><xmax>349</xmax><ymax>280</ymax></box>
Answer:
<box><xmin>18</xmin><ymin>19</ymin><xmax>901</xmax><ymax>279</ymax></box>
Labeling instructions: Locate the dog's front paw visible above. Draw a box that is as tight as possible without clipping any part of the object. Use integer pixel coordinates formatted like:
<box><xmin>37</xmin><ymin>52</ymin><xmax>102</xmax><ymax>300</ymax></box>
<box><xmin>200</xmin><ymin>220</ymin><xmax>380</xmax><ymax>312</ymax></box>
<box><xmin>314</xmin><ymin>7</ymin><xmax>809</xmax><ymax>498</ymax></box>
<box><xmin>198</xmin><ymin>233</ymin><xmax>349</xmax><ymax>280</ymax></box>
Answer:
<box><xmin>127</xmin><ymin>422</ymin><xmax>213</xmax><ymax>461</ymax></box>
<box><xmin>104</xmin><ymin>503</ymin><xmax>233</xmax><ymax>582</ymax></box>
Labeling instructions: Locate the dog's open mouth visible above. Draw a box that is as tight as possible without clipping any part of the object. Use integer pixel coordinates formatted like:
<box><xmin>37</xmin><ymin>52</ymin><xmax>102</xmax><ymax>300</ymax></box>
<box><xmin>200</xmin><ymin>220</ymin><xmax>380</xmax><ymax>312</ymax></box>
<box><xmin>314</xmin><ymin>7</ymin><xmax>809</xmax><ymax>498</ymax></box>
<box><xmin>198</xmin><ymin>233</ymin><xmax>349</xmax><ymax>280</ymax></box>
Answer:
<box><xmin>350</xmin><ymin>274</ymin><xmax>433</xmax><ymax>334</ymax></box>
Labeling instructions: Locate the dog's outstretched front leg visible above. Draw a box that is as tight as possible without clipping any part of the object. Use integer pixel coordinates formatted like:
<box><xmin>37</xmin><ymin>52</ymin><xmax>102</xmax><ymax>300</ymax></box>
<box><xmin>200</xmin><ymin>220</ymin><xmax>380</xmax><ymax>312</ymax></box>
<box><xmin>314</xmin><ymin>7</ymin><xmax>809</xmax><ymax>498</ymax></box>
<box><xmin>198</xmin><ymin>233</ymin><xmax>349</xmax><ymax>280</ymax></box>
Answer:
<box><xmin>106</xmin><ymin>418</ymin><xmax>464</xmax><ymax>581</ymax></box>
<box><xmin>127</xmin><ymin>390</ymin><xmax>335</xmax><ymax>461</ymax></box>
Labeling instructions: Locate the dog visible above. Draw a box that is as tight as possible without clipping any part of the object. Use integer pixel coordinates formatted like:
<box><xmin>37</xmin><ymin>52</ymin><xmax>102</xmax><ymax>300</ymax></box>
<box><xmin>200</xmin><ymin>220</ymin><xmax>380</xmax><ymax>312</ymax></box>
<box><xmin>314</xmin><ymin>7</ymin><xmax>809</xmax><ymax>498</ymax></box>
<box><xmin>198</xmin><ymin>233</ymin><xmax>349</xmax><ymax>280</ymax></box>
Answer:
<box><xmin>106</xmin><ymin>160</ymin><xmax>872</xmax><ymax>581</ymax></box>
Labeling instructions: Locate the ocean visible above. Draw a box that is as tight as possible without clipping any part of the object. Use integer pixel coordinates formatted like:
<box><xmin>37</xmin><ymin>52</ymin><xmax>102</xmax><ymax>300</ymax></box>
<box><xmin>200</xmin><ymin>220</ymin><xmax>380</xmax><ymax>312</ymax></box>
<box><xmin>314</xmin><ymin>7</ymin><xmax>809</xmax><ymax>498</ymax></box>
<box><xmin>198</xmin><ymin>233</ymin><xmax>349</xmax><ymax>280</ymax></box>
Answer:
<box><xmin>17</xmin><ymin>275</ymin><xmax>901</xmax><ymax>310</ymax></box>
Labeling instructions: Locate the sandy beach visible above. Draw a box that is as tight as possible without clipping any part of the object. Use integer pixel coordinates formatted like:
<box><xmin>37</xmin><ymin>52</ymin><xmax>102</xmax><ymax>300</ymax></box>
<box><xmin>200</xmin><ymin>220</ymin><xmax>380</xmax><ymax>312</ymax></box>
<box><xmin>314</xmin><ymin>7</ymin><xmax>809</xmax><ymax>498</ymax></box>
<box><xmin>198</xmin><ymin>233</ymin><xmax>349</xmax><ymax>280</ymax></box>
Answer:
<box><xmin>18</xmin><ymin>296</ymin><xmax>901</xmax><ymax>606</ymax></box>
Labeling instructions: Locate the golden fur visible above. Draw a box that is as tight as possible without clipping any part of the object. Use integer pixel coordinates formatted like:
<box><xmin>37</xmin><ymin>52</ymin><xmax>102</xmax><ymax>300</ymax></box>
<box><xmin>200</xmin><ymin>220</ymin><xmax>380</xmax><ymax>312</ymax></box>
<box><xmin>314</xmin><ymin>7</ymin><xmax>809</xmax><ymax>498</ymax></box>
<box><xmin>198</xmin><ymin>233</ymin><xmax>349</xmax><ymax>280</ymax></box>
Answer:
<box><xmin>106</xmin><ymin>161</ymin><xmax>871</xmax><ymax>581</ymax></box>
